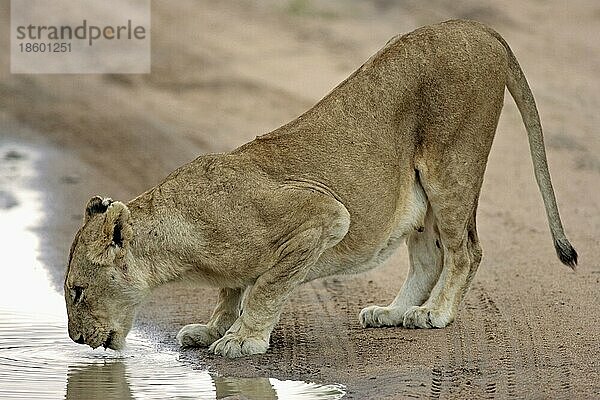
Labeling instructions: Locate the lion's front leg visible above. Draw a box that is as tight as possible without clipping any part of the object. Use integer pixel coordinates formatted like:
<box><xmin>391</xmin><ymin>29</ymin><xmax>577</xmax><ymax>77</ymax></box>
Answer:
<box><xmin>209</xmin><ymin>228</ymin><xmax>326</xmax><ymax>358</ymax></box>
<box><xmin>177</xmin><ymin>287</ymin><xmax>244</xmax><ymax>347</ymax></box>
<box><xmin>210</xmin><ymin>193</ymin><xmax>350</xmax><ymax>358</ymax></box>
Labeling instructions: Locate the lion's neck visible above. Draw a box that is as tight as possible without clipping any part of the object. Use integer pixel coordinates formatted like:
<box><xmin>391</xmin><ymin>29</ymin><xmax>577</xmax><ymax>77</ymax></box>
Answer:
<box><xmin>126</xmin><ymin>200</ymin><xmax>198</xmax><ymax>290</ymax></box>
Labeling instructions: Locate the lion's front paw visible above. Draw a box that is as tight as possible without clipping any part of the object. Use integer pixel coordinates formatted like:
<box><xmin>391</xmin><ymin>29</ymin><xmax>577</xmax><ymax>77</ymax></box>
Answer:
<box><xmin>402</xmin><ymin>306</ymin><xmax>452</xmax><ymax>329</ymax></box>
<box><xmin>359</xmin><ymin>305</ymin><xmax>404</xmax><ymax>328</ymax></box>
<box><xmin>176</xmin><ymin>324</ymin><xmax>221</xmax><ymax>347</ymax></box>
<box><xmin>209</xmin><ymin>333</ymin><xmax>269</xmax><ymax>358</ymax></box>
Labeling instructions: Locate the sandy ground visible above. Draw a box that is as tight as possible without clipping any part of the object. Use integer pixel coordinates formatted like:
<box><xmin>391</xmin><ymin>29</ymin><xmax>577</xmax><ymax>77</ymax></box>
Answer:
<box><xmin>1</xmin><ymin>0</ymin><xmax>599</xmax><ymax>398</ymax></box>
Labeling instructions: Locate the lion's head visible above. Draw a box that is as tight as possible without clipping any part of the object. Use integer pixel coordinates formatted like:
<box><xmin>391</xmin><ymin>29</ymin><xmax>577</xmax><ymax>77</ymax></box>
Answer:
<box><xmin>64</xmin><ymin>196</ymin><xmax>144</xmax><ymax>350</ymax></box>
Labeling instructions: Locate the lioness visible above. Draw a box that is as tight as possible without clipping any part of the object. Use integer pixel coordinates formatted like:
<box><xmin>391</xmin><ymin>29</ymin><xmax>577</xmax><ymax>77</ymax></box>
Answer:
<box><xmin>64</xmin><ymin>20</ymin><xmax>577</xmax><ymax>358</ymax></box>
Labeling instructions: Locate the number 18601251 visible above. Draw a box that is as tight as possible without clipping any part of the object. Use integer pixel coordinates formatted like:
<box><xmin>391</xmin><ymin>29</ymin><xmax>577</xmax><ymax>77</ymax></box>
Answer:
<box><xmin>18</xmin><ymin>42</ymin><xmax>71</xmax><ymax>53</ymax></box>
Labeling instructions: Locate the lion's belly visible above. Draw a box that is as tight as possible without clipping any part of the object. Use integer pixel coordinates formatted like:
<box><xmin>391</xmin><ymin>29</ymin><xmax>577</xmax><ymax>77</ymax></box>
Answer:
<box><xmin>319</xmin><ymin>231</ymin><xmax>408</xmax><ymax>276</ymax></box>
<box><xmin>306</xmin><ymin>178</ymin><xmax>427</xmax><ymax>281</ymax></box>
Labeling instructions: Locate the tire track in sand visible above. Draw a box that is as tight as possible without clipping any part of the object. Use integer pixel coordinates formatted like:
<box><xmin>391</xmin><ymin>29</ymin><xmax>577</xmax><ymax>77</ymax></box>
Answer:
<box><xmin>426</xmin><ymin>284</ymin><xmax>522</xmax><ymax>398</ymax></box>
<box><xmin>472</xmin><ymin>286</ymin><xmax>518</xmax><ymax>398</ymax></box>
<box><xmin>512</xmin><ymin>297</ymin><xmax>573</xmax><ymax>399</ymax></box>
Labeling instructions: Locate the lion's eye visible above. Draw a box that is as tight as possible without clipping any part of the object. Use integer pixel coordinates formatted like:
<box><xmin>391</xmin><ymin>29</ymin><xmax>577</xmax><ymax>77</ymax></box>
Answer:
<box><xmin>71</xmin><ymin>286</ymin><xmax>84</xmax><ymax>304</ymax></box>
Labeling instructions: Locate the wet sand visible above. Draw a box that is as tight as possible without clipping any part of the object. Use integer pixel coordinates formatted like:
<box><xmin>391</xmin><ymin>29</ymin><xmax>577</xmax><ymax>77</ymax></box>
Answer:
<box><xmin>1</xmin><ymin>1</ymin><xmax>599</xmax><ymax>398</ymax></box>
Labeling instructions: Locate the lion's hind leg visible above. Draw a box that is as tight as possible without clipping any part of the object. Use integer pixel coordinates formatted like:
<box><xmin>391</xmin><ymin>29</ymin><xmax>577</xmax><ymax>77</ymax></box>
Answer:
<box><xmin>403</xmin><ymin>152</ymin><xmax>489</xmax><ymax>329</ymax></box>
<box><xmin>401</xmin><ymin>64</ymin><xmax>501</xmax><ymax>328</ymax></box>
<box><xmin>177</xmin><ymin>287</ymin><xmax>244</xmax><ymax>347</ymax></box>
<box><xmin>360</xmin><ymin>202</ymin><xmax>443</xmax><ymax>328</ymax></box>
<box><xmin>402</xmin><ymin>210</ymin><xmax>482</xmax><ymax>329</ymax></box>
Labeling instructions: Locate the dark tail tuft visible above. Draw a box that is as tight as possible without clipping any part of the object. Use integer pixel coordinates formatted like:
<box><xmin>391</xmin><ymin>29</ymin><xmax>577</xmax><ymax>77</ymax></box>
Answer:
<box><xmin>554</xmin><ymin>238</ymin><xmax>578</xmax><ymax>269</ymax></box>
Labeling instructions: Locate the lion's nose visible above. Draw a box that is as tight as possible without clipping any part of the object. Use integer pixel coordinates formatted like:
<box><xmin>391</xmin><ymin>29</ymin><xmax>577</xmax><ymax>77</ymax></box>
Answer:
<box><xmin>68</xmin><ymin>324</ymin><xmax>85</xmax><ymax>344</ymax></box>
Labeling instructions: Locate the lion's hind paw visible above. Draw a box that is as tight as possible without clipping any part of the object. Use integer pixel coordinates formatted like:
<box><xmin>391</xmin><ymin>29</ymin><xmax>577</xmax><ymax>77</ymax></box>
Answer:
<box><xmin>402</xmin><ymin>306</ymin><xmax>452</xmax><ymax>329</ymax></box>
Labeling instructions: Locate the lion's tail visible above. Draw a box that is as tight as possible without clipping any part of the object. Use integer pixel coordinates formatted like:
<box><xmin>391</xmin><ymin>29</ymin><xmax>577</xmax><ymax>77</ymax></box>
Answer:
<box><xmin>486</xmin><ymin>27</ymin><xmax>577</xmax><ymax>269</ymax></box>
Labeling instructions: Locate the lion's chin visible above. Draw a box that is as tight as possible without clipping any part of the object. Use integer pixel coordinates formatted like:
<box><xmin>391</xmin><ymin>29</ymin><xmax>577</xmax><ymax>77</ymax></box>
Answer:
<box><xmin>106</xmin><ymin>341</ymin><xmax>125</xmax><ymax>351</ymax></box>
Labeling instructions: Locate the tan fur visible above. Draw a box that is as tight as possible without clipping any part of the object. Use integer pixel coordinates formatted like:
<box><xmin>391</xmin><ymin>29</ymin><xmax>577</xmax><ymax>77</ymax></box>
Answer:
<box><xmin>64</xmin><ymin>20</ymin><xmax>576</xmax><ymax>357</ymax></box>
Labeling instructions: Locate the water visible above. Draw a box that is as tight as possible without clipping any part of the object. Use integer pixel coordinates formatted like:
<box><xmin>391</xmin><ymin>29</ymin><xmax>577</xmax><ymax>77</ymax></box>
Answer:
<box><xmin>0</xmin><ymin>143</ymin><xmax>346</xmax><ymax>400</ymax></box>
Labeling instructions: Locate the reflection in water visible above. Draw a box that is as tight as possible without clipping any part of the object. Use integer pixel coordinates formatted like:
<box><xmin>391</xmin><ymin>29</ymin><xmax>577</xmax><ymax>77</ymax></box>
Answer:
<box><xmin>215</xmin><ymin>376</ymin><xmax>278</xmax><ymax>399</ymax></box>
<box><xmin>216</xmin><ymin>377</ymin><xmax>348</xmax><ymax>400</ymax></box>
<box><xmin>0</xmin><ymin>142</ymin><xmax>345</xmax><ymax>399</ymax></box>
<box><xmin>66</xmin><ymin>363</ymin><xmax>133</xmax><ymax>400</ymax></box>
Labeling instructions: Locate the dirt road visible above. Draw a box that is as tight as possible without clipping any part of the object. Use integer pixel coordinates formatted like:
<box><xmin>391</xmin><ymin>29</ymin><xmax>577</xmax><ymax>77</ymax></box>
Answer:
<box><xmin>1</xmin><ymin>1</ymin><xmax>598</xmax><ymax>398</ymax></box>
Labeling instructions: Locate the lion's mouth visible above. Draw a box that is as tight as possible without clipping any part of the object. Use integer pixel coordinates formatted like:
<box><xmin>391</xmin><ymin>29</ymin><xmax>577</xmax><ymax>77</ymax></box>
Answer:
<box><xmin>102</xmin><ymin>330</ymin><xmax>116</xmax><ymax>350</ymax></box>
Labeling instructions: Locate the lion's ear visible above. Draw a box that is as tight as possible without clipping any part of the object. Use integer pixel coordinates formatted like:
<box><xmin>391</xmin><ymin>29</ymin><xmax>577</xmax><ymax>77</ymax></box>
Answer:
<box><xmin>102</xmin><ymin>202</ymin><xmax>132</xmax><ymax>248</ymax></box>
<box><xmin>85</xmin><ymin>196</ymin><xmax>114</xmax><ymax>223</ymax></box>
<box><xmin>88</xmin><ymin>201</ymin><xmax>133</xmax><ymax>265</ymax></box>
